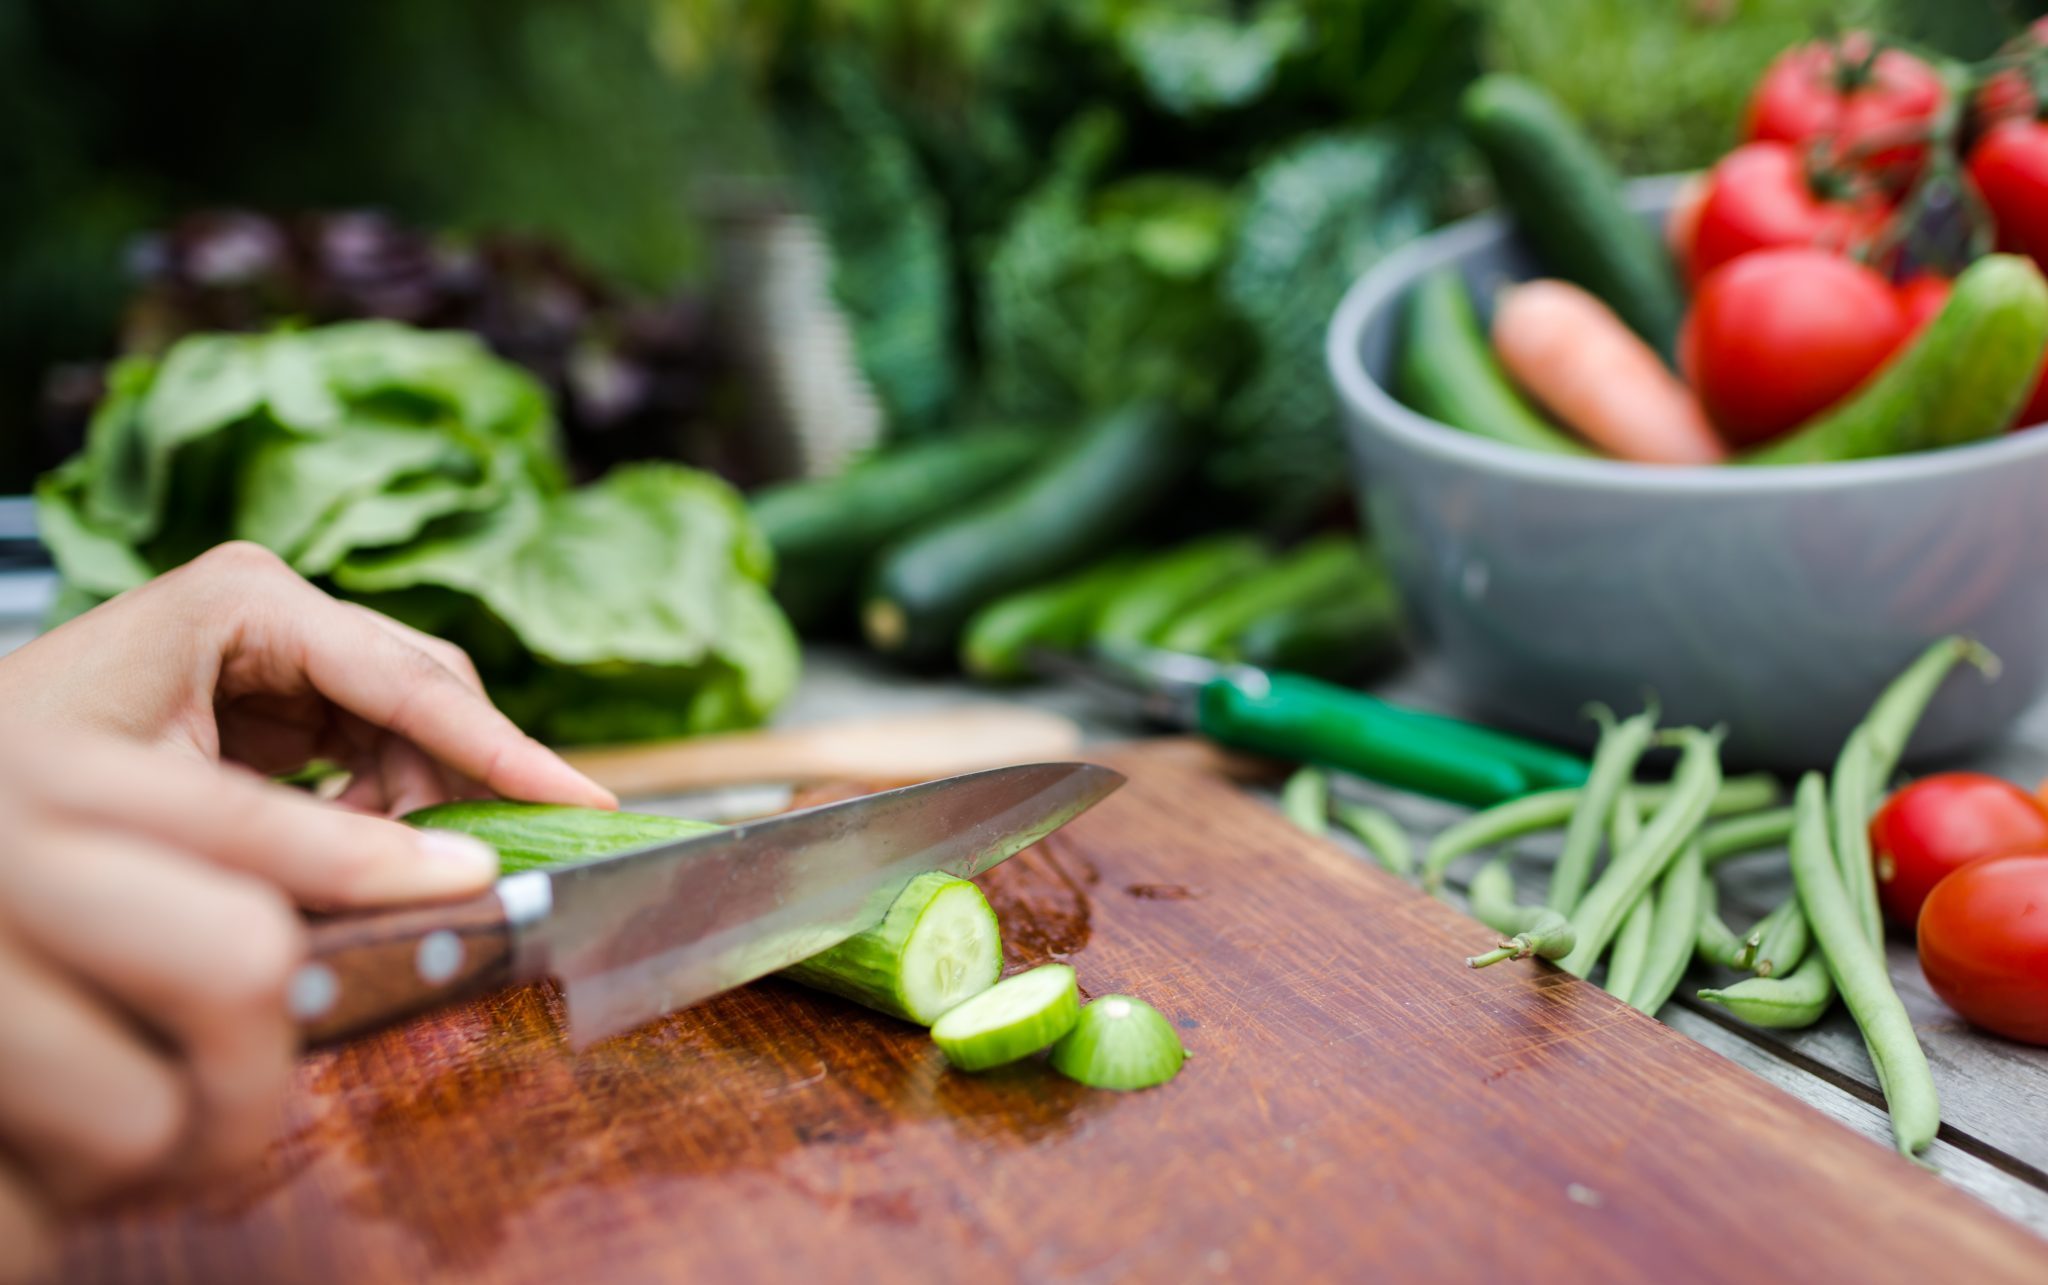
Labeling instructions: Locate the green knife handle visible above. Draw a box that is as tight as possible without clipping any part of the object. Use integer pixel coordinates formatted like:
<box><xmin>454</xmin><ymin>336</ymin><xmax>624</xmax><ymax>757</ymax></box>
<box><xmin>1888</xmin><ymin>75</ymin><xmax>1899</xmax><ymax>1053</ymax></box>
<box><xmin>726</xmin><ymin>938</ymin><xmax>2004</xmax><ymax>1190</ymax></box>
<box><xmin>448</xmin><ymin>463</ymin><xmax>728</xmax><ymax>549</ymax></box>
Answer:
<box><xmin>1196</xmin><ymin>673</ymin><xmax>1565</xmax><ymax>807</ymax></box>
<box><xmin>1361</xmin><ymin>694</ymin><xmax>1590</xmax><ymax>791</ymax></box>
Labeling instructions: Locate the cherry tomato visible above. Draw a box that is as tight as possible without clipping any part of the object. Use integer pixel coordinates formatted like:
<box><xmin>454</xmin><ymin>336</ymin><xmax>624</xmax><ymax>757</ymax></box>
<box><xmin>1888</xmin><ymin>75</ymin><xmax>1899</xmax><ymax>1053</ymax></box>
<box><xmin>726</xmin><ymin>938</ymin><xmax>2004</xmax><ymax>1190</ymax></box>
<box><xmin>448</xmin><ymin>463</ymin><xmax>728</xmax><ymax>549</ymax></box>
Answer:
<box><xmin>1746</xmin><ymin>31</ymin><xmax>1945</xmax><ymax>180</ymax></box>
<box><xmin>1679</xmin><ymin>249</ymin><xmax>1907</xmax><ymax>447</ymax></box>
<box><xmin>1918</xmin><ymin>853</ymin><xmax>2048</xmax><ymax>1046</ymax></box>
<box><xmin>1870</xmin><ymin>773</ymin><xmax>2048</xmax><ymax>928</ymax></box>
<box><xmin>1973</xmin><ymin>18</ymin><xmax>2048</xmax><ymax>128</ymax></box>
<box><xmin>1968</xmin><ymin>118</ymin><xmax>2048</xmax><ymax>270</ymax></box>
<box><xmin>1689</xmin><ymin>143</ymin><xmax>1893</xmax><ymax>279</ymax></box>
<box><xmin>1899</xmin><ymin>274</ymin><xmax>2048</xmax><ymax>429</ymax></box>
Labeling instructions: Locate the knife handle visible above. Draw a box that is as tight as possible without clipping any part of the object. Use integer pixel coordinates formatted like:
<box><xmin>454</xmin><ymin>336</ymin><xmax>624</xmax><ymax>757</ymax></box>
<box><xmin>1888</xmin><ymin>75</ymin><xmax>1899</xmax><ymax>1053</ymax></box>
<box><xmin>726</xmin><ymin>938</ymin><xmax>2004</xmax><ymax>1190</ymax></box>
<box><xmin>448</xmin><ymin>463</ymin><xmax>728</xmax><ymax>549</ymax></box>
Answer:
<box><xmin>1197</xmin><ymin>672</ymin><xmax>1542</xmax><ymax>807</ymax></box>
<box><xmin>289</xmin><ymin>889</ymin><xmax>518</xmax><ymax>1048</ymax></box>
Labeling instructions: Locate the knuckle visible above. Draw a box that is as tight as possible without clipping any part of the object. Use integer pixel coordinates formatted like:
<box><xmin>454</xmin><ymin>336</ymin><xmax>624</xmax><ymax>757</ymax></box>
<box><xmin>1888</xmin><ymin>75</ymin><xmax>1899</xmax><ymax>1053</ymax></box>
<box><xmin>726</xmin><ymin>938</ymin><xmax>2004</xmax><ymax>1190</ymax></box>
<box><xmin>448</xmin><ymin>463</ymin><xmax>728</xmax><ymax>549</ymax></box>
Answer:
<box><xmin>198</xmin><ymin>887</ymin><xmax>305</xmax><ymax>1012</ymax></box>
<box><xmin>92</xmin><ymin>1068</ymin><xmax>187</xmax><ymax>1189</ymax></box>
<box><xmin>195</xmin><ymin>540</ymin><xmax>287</xmax><ymax>577</ymax></box>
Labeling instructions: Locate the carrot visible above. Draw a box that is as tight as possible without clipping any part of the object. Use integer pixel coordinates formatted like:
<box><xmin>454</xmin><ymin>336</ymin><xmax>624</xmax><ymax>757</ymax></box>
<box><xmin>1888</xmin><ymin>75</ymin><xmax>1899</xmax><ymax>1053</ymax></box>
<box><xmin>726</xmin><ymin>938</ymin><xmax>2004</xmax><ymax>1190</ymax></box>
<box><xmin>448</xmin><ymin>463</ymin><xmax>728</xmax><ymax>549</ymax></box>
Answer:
<box><xmin>1492</xmin><ymin>280</ymin><xmax>1727</xmax><ymax>466</ymax></box>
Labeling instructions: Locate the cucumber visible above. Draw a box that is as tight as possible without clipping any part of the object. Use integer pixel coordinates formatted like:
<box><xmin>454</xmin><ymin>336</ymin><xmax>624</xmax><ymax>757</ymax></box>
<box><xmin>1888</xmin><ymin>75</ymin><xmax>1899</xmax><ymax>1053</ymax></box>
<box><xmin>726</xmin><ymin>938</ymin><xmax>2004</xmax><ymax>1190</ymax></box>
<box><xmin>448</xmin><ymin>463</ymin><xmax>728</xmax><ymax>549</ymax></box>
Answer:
<box><xmin>752</xmin><ymin>427</ymin><xmax>1047</xmax><ymax>630</ymax></box>
<box><xmin>1093</xmin><ymin>535</ymin><xmax>1268</xmax><ymax>649</ymax></box>
<box><xmin>1399</xmin><ymin>269</ymin><xmax>1592</xmax><ymax>455</ymax></box>
<box><xmin>778</xmin><ymin>872</ymin><xmax>1001</xmax><ymax>1023</ymax></box>
<box><xmin>1462</xmin><ymin>75</ymin><xmax>1684</xmax><ymax>356</ymax></box>
<box><xmin>1156</xmin><ymin>534</ymin><xmax>1369</xmax><ymax>658</ymax></box>
<box><xmin>960</xmin><ymin>553</ymin><xmax>1141</xmax><ymax>682</ymax></box>
<box><xmin>405</xmin><ymin>803</ymin><xmax>1002</xmax><ymax>1024</ymax></box>
<box><xmin>402</xmin><ymin>802</ymin><xmax>720</xmax><ymax>874</ymax></box>
<box><xmin>1048</xmin><ymin>995</ymin><xmax>1185</xmax><ymax>1091</ymax></box>
<box><xmin>1225</xmin><ymin>577</ymin><xmax>1402</xmax><ymax>680</ymax></box>
<box><xmin>930</xmin><ymin>963</ymin><xmax>1081</xmax><ymax>1071</ymax></box>
<box><xmin>864</xmin><ymin>403</ymin><xmax>1187</xmax><ymax>667</ymax></box>
<box><xmin>1745</xmin><ymin>254</ymin><xmax>2048</xmax><ymax>465</ymax></box>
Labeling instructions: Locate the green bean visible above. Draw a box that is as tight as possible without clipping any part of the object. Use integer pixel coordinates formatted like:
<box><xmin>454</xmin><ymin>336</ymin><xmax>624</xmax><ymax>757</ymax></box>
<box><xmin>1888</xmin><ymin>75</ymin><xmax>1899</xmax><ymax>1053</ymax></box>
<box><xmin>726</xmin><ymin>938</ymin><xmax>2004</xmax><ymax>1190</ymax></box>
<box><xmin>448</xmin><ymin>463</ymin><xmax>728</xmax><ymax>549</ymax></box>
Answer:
<box><xmin>1787</xmin><ymin>772</ymin><xmax>1939</xmax><ymax>1157</ymax></box>
<box><xmin>1699</xmin><ymin>806</ymin><xmax>1795</xmax><ymax>865</ymax></box>
<box><xmin>1753</xmin><ymin>898</ymin><xmax>1811</xmax><ymax>979</ymax></box>
<box><xmin>1421</xmin><ymin>773</ymin><xmax>1780</xmax><ymax>893</ymax></box>
<box><xmin>1697</xmin><ymin>950</ymin><xmax>1834</xmax><ymax>1028</ymax></box>
<box><xmin>1280</xmin><ymin>766</ymin><xmax>1330</xmax><ymax>836</ymax></box>
<box><xmin>1832</xmin><ymin>725</ymin><xmax>1883</xmax><ymax>946</ymax></box>
<box><xmin>1605</xmin><ymin>891</ymin><xmax>1656</xmax><ymax>1001</ymax></box>
<box><xmin>1463</xmin><ymin>857</ymin><xmax>1577</xmax><ymax>967</ymax></box>
<box><xmin>1546</xmin><ymin>707</ymin><xmax>1657</xmax><ymax>916</ymax></box>
<box><xmin>1736</xmin><ymin>897</ymin><xmax>1792</xmax><ymax>971</ymax></box>
<box><xmin>1332</xmin><ymin>800</ymin><xmax>1414</xmax><ymax>878</ymax></box>
<box><xmin>1558</xmin><ymin>729</ymin><xmax>1724</xmax><ymax>976</ymax></box>
<box><xmin>1630</xmin><ymin>840</ymin><xmax>1704</xmax><ymax>1014</ymax></box>
<box><xmin>1863</xmin><ymin>636</ymin><xmax>1997</xmax><ymax>783</ymax></box>
<box><xmin>1694</xmin><ymin>875</ymin><xmax>1749</xmax><ymax>969</ymax></box>
<box><xmin>1467</xmin><ymin>854</ymin><xmax>1527</xmax><ymax>936</ymax></box>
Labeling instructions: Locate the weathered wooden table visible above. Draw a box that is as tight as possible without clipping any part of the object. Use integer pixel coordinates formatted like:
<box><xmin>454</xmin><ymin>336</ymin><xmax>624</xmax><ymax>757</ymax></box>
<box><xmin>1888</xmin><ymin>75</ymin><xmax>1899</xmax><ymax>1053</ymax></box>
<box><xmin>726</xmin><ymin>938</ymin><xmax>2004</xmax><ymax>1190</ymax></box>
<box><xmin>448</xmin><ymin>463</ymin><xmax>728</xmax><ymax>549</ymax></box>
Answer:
<box><xmin>3</xmin><ymin>601</ymin><xmax>2044</xmax><ymax>1240</ymax></box>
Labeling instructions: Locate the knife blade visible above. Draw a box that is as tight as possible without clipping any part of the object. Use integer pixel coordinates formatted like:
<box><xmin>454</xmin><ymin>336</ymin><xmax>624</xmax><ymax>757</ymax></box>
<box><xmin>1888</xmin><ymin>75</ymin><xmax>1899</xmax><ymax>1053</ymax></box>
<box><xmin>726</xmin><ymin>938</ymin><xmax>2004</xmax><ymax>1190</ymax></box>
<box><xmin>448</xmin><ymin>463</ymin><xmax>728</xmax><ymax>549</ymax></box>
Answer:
<box><xmin>290</xmin><ymin>761</ymin><xmax>1123</xmax><ymax>1048</ymax></box>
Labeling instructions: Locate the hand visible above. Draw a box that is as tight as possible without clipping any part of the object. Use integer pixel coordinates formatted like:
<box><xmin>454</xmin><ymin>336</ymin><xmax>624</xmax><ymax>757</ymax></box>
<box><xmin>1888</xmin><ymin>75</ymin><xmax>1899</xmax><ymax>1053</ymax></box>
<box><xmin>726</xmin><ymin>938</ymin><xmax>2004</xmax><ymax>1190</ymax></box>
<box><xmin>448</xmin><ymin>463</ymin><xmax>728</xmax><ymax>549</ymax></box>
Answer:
<box><xmin>0</xmin><ymin>728</ymin><xmax>513</xmax><ymax>1281</ymax></box>
<box><xmin>0</xmin><ymin>541</ymin><xmax>615</xmax><ymax>815</ymax></box>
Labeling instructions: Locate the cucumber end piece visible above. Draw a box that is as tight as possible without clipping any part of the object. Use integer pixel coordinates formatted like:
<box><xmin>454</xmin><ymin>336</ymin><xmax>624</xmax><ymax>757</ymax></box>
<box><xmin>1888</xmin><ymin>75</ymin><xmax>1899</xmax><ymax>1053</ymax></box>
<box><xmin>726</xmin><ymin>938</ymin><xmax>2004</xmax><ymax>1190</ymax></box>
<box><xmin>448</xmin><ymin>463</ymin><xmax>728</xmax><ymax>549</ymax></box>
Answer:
<box><xmin>930</xmin><ymin>964</ymin><xmax>1080</xmax><ymax>1072</ymax></box>
<box><xmin>1048</xmin><ymin>994</ymin><xmax>1186</xmax><ymax>1091</ymax></box>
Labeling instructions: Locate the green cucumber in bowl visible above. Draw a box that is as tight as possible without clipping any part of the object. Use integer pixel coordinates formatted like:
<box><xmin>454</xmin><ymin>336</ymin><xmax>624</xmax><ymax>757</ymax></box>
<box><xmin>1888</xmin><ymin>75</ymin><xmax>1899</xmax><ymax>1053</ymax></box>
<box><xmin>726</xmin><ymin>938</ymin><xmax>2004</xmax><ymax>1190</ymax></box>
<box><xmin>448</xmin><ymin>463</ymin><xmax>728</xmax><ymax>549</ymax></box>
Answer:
<box><xmin>752</xmin><ymin>427</ymin><xmax>1048</xmax><ymax>631</ymax></box>
<box><xmin>1462</xmin><ymin>75</ymin><xmax>1684</xmax><ymax>357</ymax></box>
<box><xmin>864</xmin><ymin>403</ymin><xmax>1187</xmax><ymax>667</ymax></box>
<box><xmin>1399</xmin><ymin>268</ymin><xmax>1591</xmax><ymax>456</ymax></box>
<box><xmin>405</xmin><ymin>803</ymin><xmax>1002</xmax><ymax>1024</ymax></box>
<box><xmin>930</xmin><ymin>963</ymin><xmax>1081</xmax><ymax>1071</ymax></box>
<box><xmin>1744</xmin><ymin>254</ymin><xmax>2048</xmax><ymax>466</ymax></box>
<box><xmin>1048</xmin><ymin>994</ymin><xmax>1186</xmax><ymax>1090</ymax></box>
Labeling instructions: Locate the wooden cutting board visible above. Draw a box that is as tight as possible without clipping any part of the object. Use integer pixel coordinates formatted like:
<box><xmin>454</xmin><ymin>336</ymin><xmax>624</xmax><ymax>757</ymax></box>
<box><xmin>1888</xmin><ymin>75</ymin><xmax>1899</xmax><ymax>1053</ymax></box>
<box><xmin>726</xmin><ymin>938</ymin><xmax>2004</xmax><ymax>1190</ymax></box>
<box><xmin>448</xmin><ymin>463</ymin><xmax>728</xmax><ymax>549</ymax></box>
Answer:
<box><xmin>55</xmin><ymin>745</ymin><xmax>2048</xmax><ymax>1283</ymax></box>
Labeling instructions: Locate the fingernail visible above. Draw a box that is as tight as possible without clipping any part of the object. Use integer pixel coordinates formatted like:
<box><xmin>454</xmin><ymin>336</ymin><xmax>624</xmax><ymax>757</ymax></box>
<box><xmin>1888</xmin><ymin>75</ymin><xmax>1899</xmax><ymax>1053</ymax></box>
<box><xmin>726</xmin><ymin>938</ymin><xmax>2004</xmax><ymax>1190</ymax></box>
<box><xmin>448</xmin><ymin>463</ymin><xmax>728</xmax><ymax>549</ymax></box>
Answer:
<box><xmin>414</xmin><ymin>830</ymin><xmax>499</xmax><ymax>878</ymax></box>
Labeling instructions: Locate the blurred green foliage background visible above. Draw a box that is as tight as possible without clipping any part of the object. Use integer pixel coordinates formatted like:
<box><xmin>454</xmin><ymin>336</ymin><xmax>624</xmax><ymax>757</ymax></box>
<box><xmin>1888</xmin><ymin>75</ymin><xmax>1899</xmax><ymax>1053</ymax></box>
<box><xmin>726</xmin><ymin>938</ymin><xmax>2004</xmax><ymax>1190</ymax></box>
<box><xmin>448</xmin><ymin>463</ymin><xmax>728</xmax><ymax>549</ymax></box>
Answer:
<box><xmin>1</xmin><ymin>0</ymin><xmax>2037</xmax><ymax>492</ymax></box>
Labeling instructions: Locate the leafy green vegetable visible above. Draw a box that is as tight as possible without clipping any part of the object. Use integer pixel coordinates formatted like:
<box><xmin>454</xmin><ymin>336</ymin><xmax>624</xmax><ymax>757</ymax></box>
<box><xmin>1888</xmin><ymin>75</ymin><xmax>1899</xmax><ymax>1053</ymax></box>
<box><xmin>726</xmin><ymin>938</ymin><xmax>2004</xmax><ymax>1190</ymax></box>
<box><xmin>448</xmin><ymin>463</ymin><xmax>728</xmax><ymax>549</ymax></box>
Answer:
<box><xmin>37</xmin><ymin>321</ymin><xmax>796</xmax><ymax>744</ymax></box>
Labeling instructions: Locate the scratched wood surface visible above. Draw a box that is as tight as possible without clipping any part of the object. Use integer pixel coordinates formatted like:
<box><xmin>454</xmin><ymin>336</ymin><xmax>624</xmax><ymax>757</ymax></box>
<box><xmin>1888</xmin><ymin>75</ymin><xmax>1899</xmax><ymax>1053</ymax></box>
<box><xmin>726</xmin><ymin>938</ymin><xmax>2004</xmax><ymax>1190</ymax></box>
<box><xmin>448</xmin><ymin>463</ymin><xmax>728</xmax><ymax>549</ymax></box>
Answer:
<box><xmin>53</xmin><ymin>748</ymin><xmax>2048</xmax><ymax>1284</ymax></box>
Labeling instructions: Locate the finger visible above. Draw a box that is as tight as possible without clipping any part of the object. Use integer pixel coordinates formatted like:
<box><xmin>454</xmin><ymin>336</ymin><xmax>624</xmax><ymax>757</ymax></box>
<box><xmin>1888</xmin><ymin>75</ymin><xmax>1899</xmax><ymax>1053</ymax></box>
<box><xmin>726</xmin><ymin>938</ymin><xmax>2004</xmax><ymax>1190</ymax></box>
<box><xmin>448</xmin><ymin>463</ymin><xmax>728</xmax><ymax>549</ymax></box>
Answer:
<box><xmin>333</xmin><ymin>736</ymin><xmax>454</xmax><ymax>818</ymax></box>
<box><xmin>0</xmin><ymin>935</ymin><xmax>188</xmax><ymax>1205</ymax></box>
<box><xmin>343</xmin><ymin>603</ymin><xmax>486</xmax><ymax>695</ymax></box>
<box><xmin>2</xmin><ymin>831</ymin><xmax>301</xmax><ymax>1178</ymax></box>
<box><xmin>0</xmin><ymin>1167</ymin><xmax>53</xmax><ymax>1285</ymax></box>
<box><xmin>31</xmin><ymin>740</ymin><xmax>500</xmax><ymax>909</ymax></box>
<box><xmin>242</xmin><ymin>580</ymin><xmax>614</xmax><ymax>809</ymax></box>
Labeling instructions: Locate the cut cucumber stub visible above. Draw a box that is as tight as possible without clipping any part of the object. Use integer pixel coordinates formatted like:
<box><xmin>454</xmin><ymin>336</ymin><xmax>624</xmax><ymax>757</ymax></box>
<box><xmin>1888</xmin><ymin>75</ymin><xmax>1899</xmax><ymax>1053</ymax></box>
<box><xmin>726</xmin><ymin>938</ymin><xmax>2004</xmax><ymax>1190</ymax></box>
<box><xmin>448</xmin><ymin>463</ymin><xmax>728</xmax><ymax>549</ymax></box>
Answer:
<box><xmin>1049</xmin><ymin>995</ymin><xmax>1186</xmax><ymax>1091</ymax></box>
<box><xmin>778</xmin><ymin>872</ymin><xmax>1001</xmax><ymax>1025</ymax></box>
<box><xmin>930</xmin><ymin>964</ymin><xmax>1081</xmax><ymax>1071</ymax></box>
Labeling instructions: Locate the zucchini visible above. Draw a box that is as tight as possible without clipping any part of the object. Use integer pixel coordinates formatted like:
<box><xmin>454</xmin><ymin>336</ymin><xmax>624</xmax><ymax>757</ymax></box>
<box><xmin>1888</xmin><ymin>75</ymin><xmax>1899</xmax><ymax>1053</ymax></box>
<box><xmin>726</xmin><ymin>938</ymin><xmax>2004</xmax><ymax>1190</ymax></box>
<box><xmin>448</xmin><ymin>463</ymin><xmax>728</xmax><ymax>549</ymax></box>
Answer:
<box><xmin>1048</xmin><ymin>994</ymin><xmax>1186</xmax><ymax>1091</ymax></box>
<box><xmin>752</xmin><ymin>427</ymin><xmax>1047</xmax><ymax>630</ymax></box>
<box><xmin>864</xmin><ymin>403</ymin><xmax>1187</xmax><ymax>667</ymax></box>
<box><xmin>960</xmin><ymin>553</ymin><xmax>1141</xmax><ymax>682</ymax></box>
<box><xmin>1399</xmin><ymin>268</ymin><xmax>1592</xmax><ymax>455</ymax></box>
<box><xmin>930</xmin><ymin>964</ymin><xmax>1081</xmax><ymax>1071</ymax></box>
<box><xmin>1745</xmin><ymin>254</ymin><xmax>2048</xmax><ymax>465</ymax></box>
<box><xmin>1225</xmin><ymin>573</ymin><xmax>1402</xmax><ymax>681</ymax></box>
<box><xmin>1156</xmin><ymin>534</ymin><xmax>1369</xmax><ymax>658</ymax></box>
<box><xmin>405</xmin><ymin>803</ymin><xmax>1001</xmax><ymax>1024</ymax></box>
<box><xmin>1093</xmin><ymin>535</ymin><xmax>1269</xmax><ymax>648</ymax></box>
<box><xmin>1462</xmin><ymin>75</ymin><xmax>1684</xmax><ymax>356</ymax></box>
<box><xmin>778</xmin><ymin>872</ymin><xmax>1001</xmax><ymax>1023</ymax></box>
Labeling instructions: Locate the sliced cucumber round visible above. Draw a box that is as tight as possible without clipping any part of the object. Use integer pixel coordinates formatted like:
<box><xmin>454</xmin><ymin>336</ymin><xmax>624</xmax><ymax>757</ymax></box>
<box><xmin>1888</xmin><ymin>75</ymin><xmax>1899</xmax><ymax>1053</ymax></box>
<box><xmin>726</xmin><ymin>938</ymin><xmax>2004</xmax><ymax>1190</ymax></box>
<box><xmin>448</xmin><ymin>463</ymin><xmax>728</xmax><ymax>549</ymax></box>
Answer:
<box><xmin>1048</xmin><ymin>995</ymin><xmax>1185</xmax><ymax>1091</ymax></box>
<box><xmin>778</xmin><ymin>872</ymin><xmax>1001</xmax><ymax>1025</ymax></box>
<box><xmin>930</xmin><ymin>964</ymin><xmax>1080</xmax><ymax>1071</ymax></box>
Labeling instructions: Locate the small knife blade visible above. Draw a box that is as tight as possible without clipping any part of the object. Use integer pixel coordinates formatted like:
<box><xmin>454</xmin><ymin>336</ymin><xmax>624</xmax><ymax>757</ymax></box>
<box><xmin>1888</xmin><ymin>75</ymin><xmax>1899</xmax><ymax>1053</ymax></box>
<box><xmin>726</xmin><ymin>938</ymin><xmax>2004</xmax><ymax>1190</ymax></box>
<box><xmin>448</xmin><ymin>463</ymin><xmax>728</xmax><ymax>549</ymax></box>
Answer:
<box><xmin>291</xmin><ymin>762</ymin><xmax>1122</xmax><ymax>1049</ymax></box>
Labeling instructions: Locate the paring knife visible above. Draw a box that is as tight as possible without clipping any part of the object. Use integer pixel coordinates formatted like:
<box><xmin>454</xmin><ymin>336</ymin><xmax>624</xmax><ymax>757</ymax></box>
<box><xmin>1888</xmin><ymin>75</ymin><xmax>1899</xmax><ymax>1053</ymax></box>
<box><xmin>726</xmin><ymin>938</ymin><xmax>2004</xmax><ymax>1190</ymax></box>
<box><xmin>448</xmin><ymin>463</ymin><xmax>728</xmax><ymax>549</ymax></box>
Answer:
<box><xmin>1032</xmin><ymin>644</ymin><xmax>1588</xmax><ymax>807</ymax></box>
<box><xmin>288</xmin><ymin>761</ymin><xmax>1123</xmax><ymax>1049</ymax></box>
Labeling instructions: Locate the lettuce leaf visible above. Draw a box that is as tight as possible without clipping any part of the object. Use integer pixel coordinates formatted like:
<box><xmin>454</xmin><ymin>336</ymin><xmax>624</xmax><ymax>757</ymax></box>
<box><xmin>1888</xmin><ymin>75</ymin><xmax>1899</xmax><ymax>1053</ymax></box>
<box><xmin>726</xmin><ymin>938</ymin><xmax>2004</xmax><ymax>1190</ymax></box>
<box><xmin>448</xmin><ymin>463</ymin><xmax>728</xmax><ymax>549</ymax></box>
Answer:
<box><xmin>35</xmin><ymin>322</ymin><xmax>797</xmax><ymax>744</ymax></box>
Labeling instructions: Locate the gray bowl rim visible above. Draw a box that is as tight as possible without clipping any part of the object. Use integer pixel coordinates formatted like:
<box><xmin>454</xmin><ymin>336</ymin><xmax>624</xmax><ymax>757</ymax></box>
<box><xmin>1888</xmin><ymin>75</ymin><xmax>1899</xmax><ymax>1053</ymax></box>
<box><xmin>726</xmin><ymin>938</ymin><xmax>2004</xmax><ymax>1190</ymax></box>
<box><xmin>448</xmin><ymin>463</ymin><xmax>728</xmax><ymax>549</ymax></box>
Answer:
<box><xmin>1326</xmin><ymin>173</ymin><xmax>2048</xmax><ymax>495</ymax></box>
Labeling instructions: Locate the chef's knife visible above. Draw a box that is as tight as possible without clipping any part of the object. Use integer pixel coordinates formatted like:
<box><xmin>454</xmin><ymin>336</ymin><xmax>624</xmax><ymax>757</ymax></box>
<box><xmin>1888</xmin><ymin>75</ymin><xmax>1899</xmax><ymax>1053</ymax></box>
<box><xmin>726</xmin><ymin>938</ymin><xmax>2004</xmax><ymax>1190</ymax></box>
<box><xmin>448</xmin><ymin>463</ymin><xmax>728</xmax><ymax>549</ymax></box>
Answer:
<box><xmin>288</xmin><ymin>761</ymin><xmax>1122</xmax><ymax>1048</ymax></box>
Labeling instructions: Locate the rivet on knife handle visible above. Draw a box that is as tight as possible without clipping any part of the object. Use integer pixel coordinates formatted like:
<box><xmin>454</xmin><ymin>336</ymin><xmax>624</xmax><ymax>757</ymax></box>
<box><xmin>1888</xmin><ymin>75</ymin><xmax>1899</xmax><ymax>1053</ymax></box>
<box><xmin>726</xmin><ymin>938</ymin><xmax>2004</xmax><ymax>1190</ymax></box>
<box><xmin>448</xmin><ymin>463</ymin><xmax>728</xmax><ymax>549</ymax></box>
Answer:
<box><xmin>290</xmin><ymin>888</ymin><xmax>526</xmax><ymax>1047</ymax></box>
